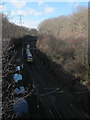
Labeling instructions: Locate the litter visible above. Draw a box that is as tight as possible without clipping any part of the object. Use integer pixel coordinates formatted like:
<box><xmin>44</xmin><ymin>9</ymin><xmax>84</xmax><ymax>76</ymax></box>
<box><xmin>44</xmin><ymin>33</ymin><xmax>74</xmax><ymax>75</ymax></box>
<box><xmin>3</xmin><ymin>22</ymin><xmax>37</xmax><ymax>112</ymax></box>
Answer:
<box><xmin>13</xmin><ymin>73</ymin><xmax>22</xmax><ymax>83</ymax></box>
<box><xmin>20</xmin><ymin>86</ymin><xmax>25</xmax><ymax>94</ymax></box>
<box><xmin>13</xmin><ymin>97</ymin><xmax>29</xmax><ymax>117</ymax></box>
<box><xmin>14</xmin><ymin>88</ymin><xmax>20</xmax><ymax>94</ymax></box>
<box><xmin>14</xmin><ymin>86</ymin><xmax>25</xmax><ymax>95</ymax></box>
<box><xmin>16</xmin><ymin>66</ymin><xmax>20</xmax><ymax>71</ymax></box>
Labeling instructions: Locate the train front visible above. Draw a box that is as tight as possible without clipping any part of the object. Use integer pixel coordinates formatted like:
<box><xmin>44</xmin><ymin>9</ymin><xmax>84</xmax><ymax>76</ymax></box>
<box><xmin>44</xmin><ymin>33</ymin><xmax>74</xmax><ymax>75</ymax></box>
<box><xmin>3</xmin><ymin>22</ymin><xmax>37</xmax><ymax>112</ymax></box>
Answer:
<box><xmin>27</xmin><ymin>55</ymin><xmax>33</xmax><ymax>62</ymax></box>
<box><xmin>26</xmin><ymin>44</ymin><xmax>33</xmax><ymax>63</ymax></box>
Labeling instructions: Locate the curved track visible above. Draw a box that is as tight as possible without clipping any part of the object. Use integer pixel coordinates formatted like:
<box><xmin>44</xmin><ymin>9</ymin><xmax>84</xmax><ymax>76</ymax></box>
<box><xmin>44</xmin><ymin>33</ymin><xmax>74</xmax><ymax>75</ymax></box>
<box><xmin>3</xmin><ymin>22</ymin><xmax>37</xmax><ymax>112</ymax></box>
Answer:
<box><xmin>23</xmin><ymin>38</ymin><xmax>89</xmax><ymax>120</ymax></box>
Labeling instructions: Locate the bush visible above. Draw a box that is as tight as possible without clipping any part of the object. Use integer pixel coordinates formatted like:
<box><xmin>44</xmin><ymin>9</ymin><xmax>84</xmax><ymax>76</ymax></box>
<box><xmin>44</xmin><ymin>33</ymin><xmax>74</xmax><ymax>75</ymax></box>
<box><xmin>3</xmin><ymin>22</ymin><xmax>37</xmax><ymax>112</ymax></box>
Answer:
<box><xmin>36</xmin><ymin>6</ymin><xmax>89</xmax><ymax>89</ymax></box>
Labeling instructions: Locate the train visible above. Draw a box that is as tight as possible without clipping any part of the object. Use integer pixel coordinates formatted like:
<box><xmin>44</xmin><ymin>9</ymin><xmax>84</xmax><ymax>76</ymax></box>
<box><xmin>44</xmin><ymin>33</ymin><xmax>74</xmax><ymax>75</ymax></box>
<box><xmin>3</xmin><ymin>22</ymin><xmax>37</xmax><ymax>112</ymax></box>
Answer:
<box><xmin>26</xmin><ymin>44</ymin><xmax>33</xmax><ymax>62</ymax></box>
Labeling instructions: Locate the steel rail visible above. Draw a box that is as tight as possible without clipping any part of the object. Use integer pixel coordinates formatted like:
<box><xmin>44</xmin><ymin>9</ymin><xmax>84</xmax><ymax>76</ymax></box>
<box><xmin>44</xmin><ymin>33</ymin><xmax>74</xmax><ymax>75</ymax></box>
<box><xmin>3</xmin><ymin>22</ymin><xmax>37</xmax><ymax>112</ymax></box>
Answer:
<box><xmin>32</xmin><ymin>50</ymin><xmax>89</xmax><ymax>119</ymax></box>
<box><xmin>26</xmin><ymin>64</ymin><xmax>55</xmax><ymax>119</ymax></box>
<box><xmin>31</xmin><ymin>64</ymin><xmax>63</xmax><ymax>120</ymax></box>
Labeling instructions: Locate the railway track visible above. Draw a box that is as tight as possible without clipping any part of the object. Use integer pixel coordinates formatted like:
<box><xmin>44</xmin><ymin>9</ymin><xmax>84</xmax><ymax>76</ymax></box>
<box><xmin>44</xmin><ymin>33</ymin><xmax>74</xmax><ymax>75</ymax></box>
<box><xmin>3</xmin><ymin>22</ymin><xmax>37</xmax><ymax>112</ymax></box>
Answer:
<box><xmin>25</xmin><ymin>62</ymin><xmax>63</xmax><ymax>119</ymax></box>
<box><xmin>37</xmin><ymin>55</ymin><xmax>89</xmax><ymax>118</ymax></box>
<box><xmin>23</xmin><ymin>39</ymin><xmax>90</xmax><ymax>120</ymax></box>
<box><xmin>31</xmin><ymin>60</ymin><xmax>87</xmax><ymax>119</ymax></box>
<box><xmin>32</xmin><ymin>65</ymin><xmax>63</xmax><ymax>120</ymax></box>
<box><xmin>33</xmin><ymin>55</ymin><xmax>87</xmax><ymax>117</ymax></box>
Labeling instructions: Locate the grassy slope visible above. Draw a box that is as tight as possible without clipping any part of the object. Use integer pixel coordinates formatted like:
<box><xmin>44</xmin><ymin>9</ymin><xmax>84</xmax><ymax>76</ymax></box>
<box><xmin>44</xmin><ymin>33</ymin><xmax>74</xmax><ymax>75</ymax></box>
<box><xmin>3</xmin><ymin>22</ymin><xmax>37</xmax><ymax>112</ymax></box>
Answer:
<box><xmin>36</xmin><ymin>6</ymin><xmax>89</xmax><ymax>116</ymax></box>
<box><xmin>36</xmin><ymin>6</ymin><xmax>89</xmax><ymax>90</ymax></box>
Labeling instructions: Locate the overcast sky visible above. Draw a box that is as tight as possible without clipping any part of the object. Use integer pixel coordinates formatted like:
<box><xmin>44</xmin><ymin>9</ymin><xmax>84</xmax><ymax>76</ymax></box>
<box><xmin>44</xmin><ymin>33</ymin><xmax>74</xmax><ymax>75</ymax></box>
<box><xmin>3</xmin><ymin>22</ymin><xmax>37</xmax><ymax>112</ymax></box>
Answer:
<box><xmin>0</xmin><ymin>0</ymin><xmax>88</xmax><ymax>29</ymax></box>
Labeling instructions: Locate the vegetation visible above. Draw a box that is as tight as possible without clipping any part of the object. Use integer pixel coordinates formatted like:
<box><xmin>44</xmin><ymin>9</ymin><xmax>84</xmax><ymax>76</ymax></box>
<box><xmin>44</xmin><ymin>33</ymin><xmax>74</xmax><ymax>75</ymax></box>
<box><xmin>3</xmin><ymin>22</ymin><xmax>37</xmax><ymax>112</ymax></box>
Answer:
<box><xmin>2</xmin><ymin>14</ymin><xmax>38</xmax><ymax>39</ymax></box>
<box><xmin>2</xmin><ymin>13</ymin><xmax>38</xmax><ymax>119</ymax></box>
<box><xmin>36</xmin><ymin>6</ymin><xmax>89</xmax><ymax>89</ymax></box>
<box><xmin>1</xmin><ymin>5</ymin><xmax>89</xmax><ymax>118</ymax></box>
<box><xmin>2</xmin><ymin>13</ymin><xmax>36</xmax><ymax>80</ymax></box>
